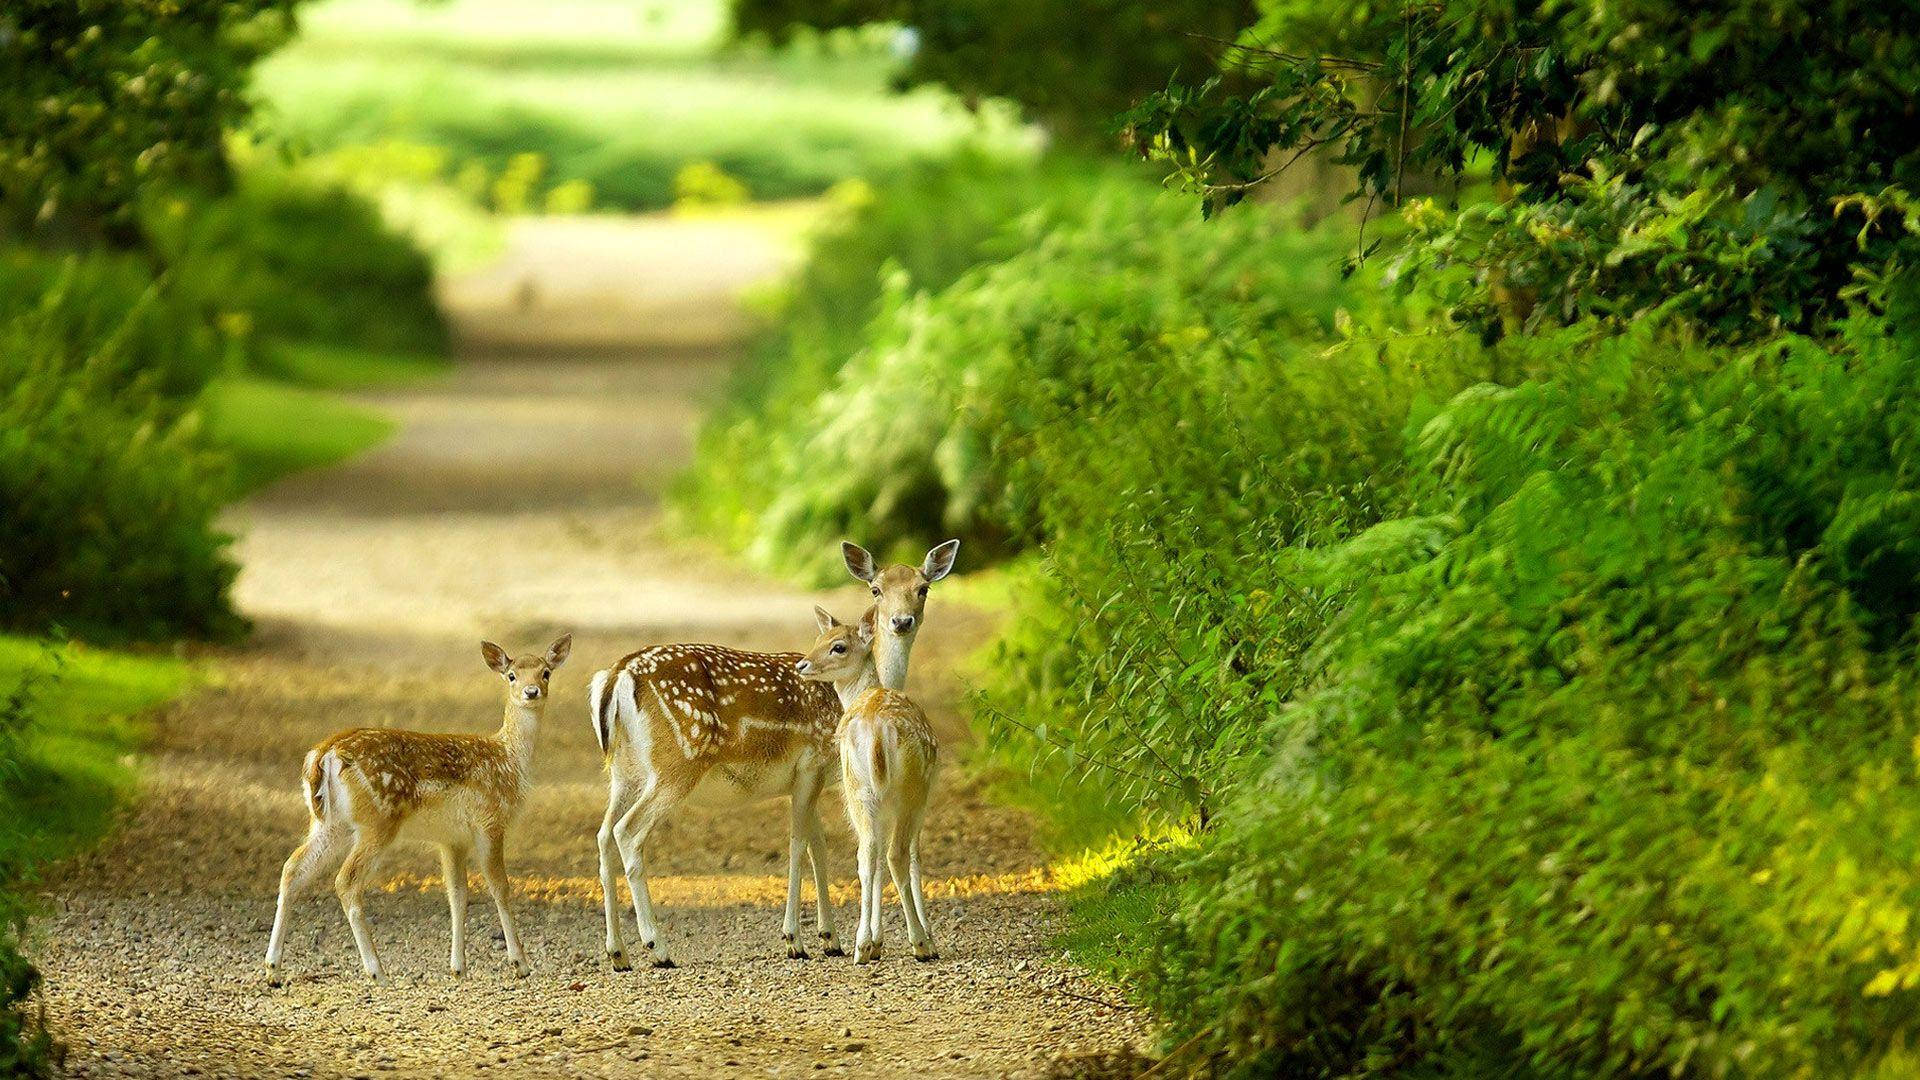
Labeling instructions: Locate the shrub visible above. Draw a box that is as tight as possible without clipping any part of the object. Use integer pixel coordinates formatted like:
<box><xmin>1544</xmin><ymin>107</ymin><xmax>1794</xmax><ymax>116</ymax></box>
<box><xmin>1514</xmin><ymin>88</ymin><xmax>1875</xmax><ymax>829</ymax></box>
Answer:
<box><xmin>144</xmin><ymin>165</ymin><xmax>447</xmax><ymax>364</ymax></box>
<box><xmin>0</xmin><ymin>249</ymin><xmax>226</xmax><ymax>402</ymax></box>
<box><xmin>676</xmin><ymin>151</ymin><xmax>1100</xmax><ymax>558</ymax></box>
<box><xmin>680</xmin><ymin>156</ymin><xmax>1359</xmax><ymax>578</ymax></box>
<box><xmin>0</xmin><ymin>304</ymin><xmax>239</xmax><ymax>642</ymax></box>
<box><xmin>991</xmin><ymin>307</ymin><xmax>1920</xmax><ymax>1076</ymax></box>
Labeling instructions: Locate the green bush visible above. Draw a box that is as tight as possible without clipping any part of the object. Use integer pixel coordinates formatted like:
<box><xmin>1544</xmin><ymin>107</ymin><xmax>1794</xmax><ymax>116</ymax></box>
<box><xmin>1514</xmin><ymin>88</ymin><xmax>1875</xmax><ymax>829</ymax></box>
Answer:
<box><xmin>676</xmin><ymin>151</ymin><xmax>1104</xmax><ymax>559</ymax></box>
<box><xmin>0</xmin><ymin>314</ymin><xmax>240</xmax><ymax>641</ymax></box>
<box><xmin>678</xmin><ymin>155</ymin><xmax>1354</xmax><ymax>577</ymax></box>
<box><xmin>0</xmin><ymin>159</ymin><xmax>442</xmax><ymax>639</ymax></box>
<box><xmin>145</xmin><ymin>166</ymin><xmax>447</xmax><ymax>365</ymax></box>
<box><xmin>0</xmin><ymin>250</ymin><xmax>226</xmax><ymax>402</ymax></box>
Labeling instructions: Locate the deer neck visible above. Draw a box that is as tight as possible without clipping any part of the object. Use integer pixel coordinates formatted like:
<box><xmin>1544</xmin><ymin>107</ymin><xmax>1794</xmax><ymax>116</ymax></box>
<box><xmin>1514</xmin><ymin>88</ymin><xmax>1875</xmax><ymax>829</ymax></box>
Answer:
<box><xmin>496</xmin><ymin>702</ymin><xmax>541</xmax><ymax>766</ymax></box>
<box><xmin>872</xmin><ymin>627</ymin><xmax>915</xmax><ymax>692</ymax></box>
<box><xmin>831</xmin><ymin>662</ymin><xmax>881</xmax><ymax>711</ymax></box>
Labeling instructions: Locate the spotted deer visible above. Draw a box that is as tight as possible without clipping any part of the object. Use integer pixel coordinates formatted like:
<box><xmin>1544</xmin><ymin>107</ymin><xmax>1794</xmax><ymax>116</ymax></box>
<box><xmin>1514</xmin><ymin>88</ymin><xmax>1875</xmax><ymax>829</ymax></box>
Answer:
<box><xmin>587</xmin><ymin>539</ymin><xmax>958</xmax><ymax>968</ymax></box>
<box><xmin>264</xmin><ymin>635</ymin><xmax>571</xmax><ymax>984</ymax></box>
<box><xmin>796</xmin><ymin>607</ymin><xmax>939</xmax><ymax>963</ymax></box>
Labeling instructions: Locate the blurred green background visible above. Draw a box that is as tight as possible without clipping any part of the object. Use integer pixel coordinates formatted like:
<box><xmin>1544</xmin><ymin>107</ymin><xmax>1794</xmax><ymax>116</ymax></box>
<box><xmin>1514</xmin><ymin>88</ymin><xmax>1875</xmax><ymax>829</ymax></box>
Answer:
<box><xmin>6</xmin><ymin>0</ymin><xmax>1920</xmax><ymax>1076</ymax></box>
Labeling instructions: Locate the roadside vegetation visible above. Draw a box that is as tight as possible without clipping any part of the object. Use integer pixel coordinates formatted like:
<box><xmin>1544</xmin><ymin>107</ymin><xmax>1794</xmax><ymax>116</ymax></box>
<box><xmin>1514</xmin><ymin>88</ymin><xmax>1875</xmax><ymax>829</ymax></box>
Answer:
<box><xmin>682</xmin><ymin>1</ymin><xmax>1920</xmax><ymax>1075</ymax></box>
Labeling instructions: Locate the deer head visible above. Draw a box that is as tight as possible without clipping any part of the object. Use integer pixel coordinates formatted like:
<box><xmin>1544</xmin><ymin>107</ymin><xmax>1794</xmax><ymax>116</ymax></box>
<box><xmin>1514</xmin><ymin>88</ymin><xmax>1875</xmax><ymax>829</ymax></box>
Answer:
<box><xmin>841</xmin><ymin>539</ymin><xmax>959</xmax><ymax>638</ymax></box>
<box><xmin>482</xmin><ymin>634</ymin><xmax>573</xmax><ymax>708</ymax></box>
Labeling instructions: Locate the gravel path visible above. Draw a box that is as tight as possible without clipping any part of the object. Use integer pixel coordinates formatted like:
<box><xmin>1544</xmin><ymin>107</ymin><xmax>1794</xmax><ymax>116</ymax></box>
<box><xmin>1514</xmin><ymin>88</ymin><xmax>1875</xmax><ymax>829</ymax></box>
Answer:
<box><xmin>34</xmin><ymin>214</ymin><xmax>1148</xmax><ymax>1079</ymax></box>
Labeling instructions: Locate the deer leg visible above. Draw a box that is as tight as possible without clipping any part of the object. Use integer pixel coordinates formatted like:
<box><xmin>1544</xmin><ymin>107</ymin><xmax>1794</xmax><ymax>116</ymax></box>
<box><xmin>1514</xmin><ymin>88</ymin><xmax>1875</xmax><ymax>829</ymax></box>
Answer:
<box><xmin>784</xmin><ymin>772</ymin><xmax>824</xmax><ymax>958</ymax></box>
<box><xmin>855</xmin><ymin>799</ymin><xmax>887</xmax><ymax>964</ymax></box>
<box><xmin>597</xmin><ymin>768</ymin><xmax>639</xmax><ymax>971</ymax></box>
<box><xmin>477</xmin><ymin>830</ymin><xmax>527</xmax><ymax>977</ymax></box>
<box><xmin>440</xmin><ymin>845</ymin><xmax>469</xmax><ymax>978</ymax></box>
<box><xmin>907</xmin><ymin>834</ymin><xmax>936</xmax><ymax>961</ymax></box>
<box><xmin>265</xmin><ymin>821</ymin><xmax>343</xmax><ymax>984</ymax></box>
<box><xmin>613</xmin><ymin>778</ymin><xmax>688</xmax><ymax>968</ymax></box>
<box><xmin>334</xmin><ymin>831</ymin><xmax>388</xmax><ymax>981</ymax></box>
<box><xmin>891</xmin><ymin>823</ymin><xmax>934</xmax><ymax>961</ymax></box>
<box><xmin>803</xmin><ymin>798</ymin><xmax>842</xmax><ymax>956</ymax></box>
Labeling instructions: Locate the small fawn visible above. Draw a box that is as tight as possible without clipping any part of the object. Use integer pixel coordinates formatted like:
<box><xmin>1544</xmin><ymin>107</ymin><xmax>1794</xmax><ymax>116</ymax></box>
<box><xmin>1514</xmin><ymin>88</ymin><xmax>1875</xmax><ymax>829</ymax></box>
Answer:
<box><xmin>264</xmin><ymin>634</ymin><xmax>571</xmax><ymax>984</ymax></box>
<box><xmin>588</xmin><ymin>539</ymin><xmax>957</xmax><ymax>968</ymax></box>
<box><xmin>796</xmin><ymin>607</ymin><xmax>940</xmax><ymax>963</ymax></box>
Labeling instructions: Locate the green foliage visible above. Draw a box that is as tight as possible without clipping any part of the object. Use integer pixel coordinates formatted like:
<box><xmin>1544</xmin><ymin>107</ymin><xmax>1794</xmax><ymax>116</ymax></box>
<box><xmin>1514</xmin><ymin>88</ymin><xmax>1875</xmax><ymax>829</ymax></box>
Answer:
<box><xmin>1123</xmin><ymin>0</ymin><xmax>1920</xmax><ymax>338</ymax></box>
<box><xmin>675</xmin><ymin>151</ymin><xmax>1099</xmax><ymax>564</ymax></box>
<box><xmin>685</xmin><ymin>131</ymin><xmax>1920</xmax><ymax>1070</ymax></box>
<box><xmin>733</xmin><ymin>0</ymin><xmax>1257</xmax><ymax>138</ymax></box>
<box><xmin>0</xmin><ymin>164</ymin><xmax>442</xmax><ymax>639</ymax></box>
<box><xmin>1111</xmin><ymin>312</ymin><xmax>1920</xmax><ymax>1077</ymax></box>
<box><xmin>0</xmin><ymin>289</ymin><xmax>241</xmax><ymax>642</ymax></box>
<box><xmin>0</xmin><ymin>0</ymin><xmax>298</xmax><ymax>240</ymax></box>
<box><xmin>144</xmin><ymin>163</ymin><xmax>447</xmax><ymax>361</ymax></box>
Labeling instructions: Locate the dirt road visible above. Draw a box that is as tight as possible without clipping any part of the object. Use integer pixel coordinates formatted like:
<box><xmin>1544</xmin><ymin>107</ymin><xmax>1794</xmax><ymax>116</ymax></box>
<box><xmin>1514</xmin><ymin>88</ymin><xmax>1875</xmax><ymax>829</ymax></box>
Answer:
<box><xmin>35</xmin><ymin>214</ymin><xmax>1147</xmax><ymax>1078</ymax></box>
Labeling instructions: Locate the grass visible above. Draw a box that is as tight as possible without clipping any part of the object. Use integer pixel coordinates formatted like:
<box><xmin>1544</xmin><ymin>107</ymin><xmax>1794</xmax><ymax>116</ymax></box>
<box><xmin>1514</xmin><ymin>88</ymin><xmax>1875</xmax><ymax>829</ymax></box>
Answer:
<box><xmin>0</xmin><ymin>635</ymin><xmax>194</xmax><ymax>873</ymax></box>
<box><xmin>254</xmin><ymin>0</ymin><xmax>1032</xmax><ymax>212</ymax></box>
<box><xmin>256</xmin><ymin>340</ymin><xmax>448</xmax><ymax>390</ymax></box>
<box><xmin>200</xmin><ymin>374</ymin><xmax>401</xmax><ymax>494</ymax></box>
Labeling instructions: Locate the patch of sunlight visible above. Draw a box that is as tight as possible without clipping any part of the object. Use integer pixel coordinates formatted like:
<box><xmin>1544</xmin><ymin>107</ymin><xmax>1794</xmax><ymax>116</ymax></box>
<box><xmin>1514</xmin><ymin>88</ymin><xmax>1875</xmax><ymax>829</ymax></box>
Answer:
<box><xmin>1052</xmin><ymin>825</ymin><xmax>1197</xmax><ymax>892</ymax></box>
<box><xmin>376</xmin><ymin>866</ymin><xmax>1069</xmax><ymax>908</ymax></box>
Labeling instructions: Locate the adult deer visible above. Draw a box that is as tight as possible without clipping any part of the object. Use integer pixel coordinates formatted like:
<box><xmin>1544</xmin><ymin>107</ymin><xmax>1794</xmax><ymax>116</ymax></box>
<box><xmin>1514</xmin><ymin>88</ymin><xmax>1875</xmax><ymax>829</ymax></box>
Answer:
<box><xmin>587</xmin><ymin>539</ymin><xmax>958</xmax><ymax>968</ymax></box>
<box><xmin>264</xmin><ymin>634</ymin><xmax>572</xmax><ymax>984</ymax></box>
<box><xmin>796</xmin><ymin>607</ymin><xmax>940</xmax><ymax>963</ymax></box>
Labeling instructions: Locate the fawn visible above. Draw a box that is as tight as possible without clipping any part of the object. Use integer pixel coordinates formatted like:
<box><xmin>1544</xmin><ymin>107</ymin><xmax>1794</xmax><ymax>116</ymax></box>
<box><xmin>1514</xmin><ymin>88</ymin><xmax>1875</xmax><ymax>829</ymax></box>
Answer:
<box><xmin>586</xmin><ymin>539</ymin><xmax>957</xmax><ymax>968</ymax></box>
<box><xmin>796</xmin><ymin>606</ymin><xmax>939</xmax><ymax>963</ymax></box>
<box><xmin>264</xmin><ymin>634</ymin><xmax>571</xmax><ymax>984</ymax></box>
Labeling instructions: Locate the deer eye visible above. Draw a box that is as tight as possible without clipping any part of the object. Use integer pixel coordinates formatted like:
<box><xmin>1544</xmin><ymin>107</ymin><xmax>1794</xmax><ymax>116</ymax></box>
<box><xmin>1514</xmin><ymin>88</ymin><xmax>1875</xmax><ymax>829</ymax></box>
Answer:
<box><xmin>507</xmin><ymin>672</ymin><xmax>517</xmax><ymax>682</ymax></box>
<box><xmin>918</xmin><ymin>585</ymin><xmax>929</xmax><ymax>597</ymax></box>
<box><xmin>831</xmin><ymin>643</ymin><xmax>846</xmax><ymax>654</ymax></box>
<box><xmin>540</xmin><ymin>669</ymin><xmax>550</xmax><ymax>681</ymax></box>
<box><xmin>870</xmin><ymin>586</ymin><xmax>880</xmax><ymax>596</ymax></box>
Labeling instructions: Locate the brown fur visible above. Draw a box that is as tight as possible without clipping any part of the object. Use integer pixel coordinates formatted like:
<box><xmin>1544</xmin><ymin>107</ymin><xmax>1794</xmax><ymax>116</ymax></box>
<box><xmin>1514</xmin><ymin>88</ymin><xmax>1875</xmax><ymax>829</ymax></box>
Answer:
<box><xmin>602</xmin><ymin>642</ymin><xmax>842</xmax><ymax>775</ymax></box>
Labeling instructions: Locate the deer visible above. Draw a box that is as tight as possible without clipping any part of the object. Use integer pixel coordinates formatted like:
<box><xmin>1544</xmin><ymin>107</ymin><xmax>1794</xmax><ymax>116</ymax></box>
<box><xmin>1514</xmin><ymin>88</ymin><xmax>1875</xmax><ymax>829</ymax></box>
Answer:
<box><xmin>795</xmin><ymin>607</ymin><xmax>940</xmax><ymax>963</ymax></box>
<box><xmin>587</xmin><ymin>539</ymin><xmax>958</xmax><ymax>969</ymax></box>
<box><xmin>263</xmin><ymin>634</ymin><xmax>571</xmax><ymax>985</ymax></box>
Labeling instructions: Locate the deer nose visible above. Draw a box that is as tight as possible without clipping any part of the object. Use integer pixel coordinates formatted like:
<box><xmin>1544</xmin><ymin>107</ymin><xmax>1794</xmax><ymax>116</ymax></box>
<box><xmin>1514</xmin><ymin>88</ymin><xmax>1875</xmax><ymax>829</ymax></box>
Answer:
<box><xmin>522</xmin><ymin>685</ymin><xmax>541</xmax><ymax>700</ymax></box>
<box><xmin>793</xmin><ymin>659</ymin><xmax>813</xmax><ymax>675</ymax></box>
<box><xmin>890</xmin><ymin>615</ymin><xmax>916</xmax><ymax>634</ymax></box>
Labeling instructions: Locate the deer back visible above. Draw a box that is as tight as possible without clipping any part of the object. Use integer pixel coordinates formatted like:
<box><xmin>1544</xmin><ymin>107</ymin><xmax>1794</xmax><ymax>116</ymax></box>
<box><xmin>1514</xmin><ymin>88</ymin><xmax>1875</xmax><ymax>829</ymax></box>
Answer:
<box><xmin>318</xmin><ymin>728</ymin><xmax>522</xmax><ymax>823</ymax></box>
<box><xmin>602</xmin><ymin>643</ymin><xmax>842</xmax><ymax>772</ymax></box>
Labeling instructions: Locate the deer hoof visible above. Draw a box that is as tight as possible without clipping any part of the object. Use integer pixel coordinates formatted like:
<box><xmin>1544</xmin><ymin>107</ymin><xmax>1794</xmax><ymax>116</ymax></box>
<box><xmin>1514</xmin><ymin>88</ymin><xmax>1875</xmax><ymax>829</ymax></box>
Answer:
<box><xmin>651</xmin><ymin>957</ymin><xmax>677</xmax><ymax>970</ymax></box>
<box><xmin>788</xmin><ymin>944</ymin><xmax>810</xmax><ymax>960</ymax></box>
<box><xmin>264</xmin><ymin>965</ymin><xmax>283</xmax><ymax>988</ymax></box>
<box><xmin>608</xmin><ymin>950</ymin><xmax>633</xmax><ymax>972</ymax></box>
<box><xmin>512</xmin><ymin>961</ymin><xmax>531</xmax><ymax>979</ymax></box>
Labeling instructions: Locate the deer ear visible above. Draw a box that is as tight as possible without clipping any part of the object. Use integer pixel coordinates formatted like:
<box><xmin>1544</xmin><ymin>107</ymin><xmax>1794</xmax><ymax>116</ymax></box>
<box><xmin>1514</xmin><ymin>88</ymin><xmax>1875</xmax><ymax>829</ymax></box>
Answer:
<box><xmin>857</xmin><ymin>619</ymin><xmax>875</xmax><ymax>646</ymax></box>
<box><xmin>546</xmin><ymin>633</ymin><xmax>573</xmax><ymax>668</ymax></box>
<box><xmin>813</xmin><ymin>605</ymin><xmax>840</xmax><ymax>633</ymax></box>
<box><xmin>842</xmin><ymin>541</ymin><xmax>877</xmax><ymax>583</ymax></box>
<box><xmin>481</xmin><ymin>641</ymin><xmax>511</xmax><ymax>674</ymax></box>
<box><xmin>922</xmin><ymin>538</ymin><xmax>960</xmax><ymax>582</ymax></box>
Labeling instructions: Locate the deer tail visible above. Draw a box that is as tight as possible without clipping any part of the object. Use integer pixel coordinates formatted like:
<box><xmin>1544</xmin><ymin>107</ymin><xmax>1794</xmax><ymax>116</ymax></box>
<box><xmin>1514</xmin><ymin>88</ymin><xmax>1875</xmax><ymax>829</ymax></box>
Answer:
<box><xmin>583</xmin><ymin>664</ymin><xmax>614</xmax><ymax>757</ymax></box>
<box><xmin>302</xmin><ymin>749</ymin><xmax>342</xmax><ymax>821</ymax></box>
